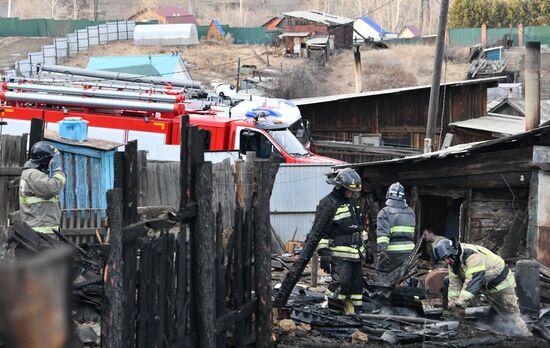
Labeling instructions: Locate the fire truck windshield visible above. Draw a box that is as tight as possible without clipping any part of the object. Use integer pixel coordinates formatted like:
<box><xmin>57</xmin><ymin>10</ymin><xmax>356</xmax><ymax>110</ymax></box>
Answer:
<box><xmin>268</xmin><ymin>129</ymin><xmax>309</xmax><ymax>157</ymax></box>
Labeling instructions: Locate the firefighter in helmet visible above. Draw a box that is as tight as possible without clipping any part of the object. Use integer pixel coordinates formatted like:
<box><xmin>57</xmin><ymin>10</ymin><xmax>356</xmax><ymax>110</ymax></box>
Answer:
<box><xmin>19</xmin><ymin>141</ymin><xmax>66</xmax><ymax>235</ymax></box>
<box><xmin>375</xmin><ymin>182</ymin><xmax>416</xmax><ymax>279</ymax></box>
<box><xmin>433</xmin><ymin>238</ymin><xmax>531</xmax><ymax>336</ymax></box>
<box><xmin>317</xmin><ymin>168</ymin><xmax>372</xmax><ymax>314</ymax></box>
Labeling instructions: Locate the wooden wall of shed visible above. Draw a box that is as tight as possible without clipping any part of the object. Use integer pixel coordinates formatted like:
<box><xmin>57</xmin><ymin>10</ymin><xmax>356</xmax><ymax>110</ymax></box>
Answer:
<box><xmin>465</xmin><ymin>188</ymin><xmax>528</xmax><ymax>255</ymax></box>
<box><xmin>300</xmin><ymin>82</ymin><xmax>489</xmax><ymax>150</ymax></box>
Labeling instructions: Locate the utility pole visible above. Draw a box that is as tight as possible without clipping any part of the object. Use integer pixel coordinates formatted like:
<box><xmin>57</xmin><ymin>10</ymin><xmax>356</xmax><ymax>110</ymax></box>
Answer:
<box><xmin>7</xmin><ymin>0</ymin><xmax>11</xmax><ymax>17</ymax></box>
<box><xmin>424</xmin><ymin>0</ymin><xmax>449</xmax><ymax>153</ymax></box>
<box><xmin>353</xmin><ymin>45</ymin><xmax>363</xmax><ymax>93</ymax></box>
<box><xmin>236</xmin><ymin>57</ymin><xmax>241</xmax><ymax>92</ymax></box>
<box><xmin>93</xmin><ymin>0</ymin><xmax>98</xmax><ymax>20</ymax></box>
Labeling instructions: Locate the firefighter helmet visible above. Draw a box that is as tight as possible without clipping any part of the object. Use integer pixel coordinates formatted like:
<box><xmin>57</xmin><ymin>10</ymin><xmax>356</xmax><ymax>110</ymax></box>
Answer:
<box><xmin>386</xmin><ymin>182</ymin><xmax>405</xmax><ymax>201</ymax></box>
<box><xmin>327</xmin><ymin>168</ymin><xmax>362</xmax><ymax>192</ymax></box>
<box><xmin>433</xmin><ymin>238</ymin><xmax>459</xmax><ymax>261</ymax></box>
<box><xmin>28</xmin><ymin>141</ymin><xmax>58</xmax><ymax>168</ymax></box>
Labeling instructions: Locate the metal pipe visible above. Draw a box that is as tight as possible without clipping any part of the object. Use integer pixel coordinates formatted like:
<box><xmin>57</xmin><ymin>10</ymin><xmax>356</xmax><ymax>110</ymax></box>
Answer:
<box><xmin>0</xmin><ymin>91</ymin><xmax>185</xmax><ymax>115</ymax></box>
<box><xmin>10</xmin><ymin>76</ymin><xmax>188</xmax><ymax>94</ymax></box>
<box><xmin>525</xmin><ymin>41</ymin><xmax>541</xmax><ymax>131</ymax></box>
<box><xmin>424</xmin><ymin>0</ymin><xmax>449</xmax><ymax>153</ymax></box>
<box><xmin>40</xmin><ymin>64</ymin><xmax>203</xmax><ymax>89</ymax></box>
<box><xmin>4</xmin><ymin>82</ymin><xmax>184</xmax><ymax>103</ymax></box>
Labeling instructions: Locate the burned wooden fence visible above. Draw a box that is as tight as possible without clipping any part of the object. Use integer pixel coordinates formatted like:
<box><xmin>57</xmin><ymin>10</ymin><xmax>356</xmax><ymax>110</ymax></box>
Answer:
<box><xmin>0</xmin><ymin>134</ymin><xmax>27</xmax><ymax>227</ymax></box>
<box><xmin>102</xmin><ymin>117</ymin><xmax>279</xmax><ymax>347</ymax></box>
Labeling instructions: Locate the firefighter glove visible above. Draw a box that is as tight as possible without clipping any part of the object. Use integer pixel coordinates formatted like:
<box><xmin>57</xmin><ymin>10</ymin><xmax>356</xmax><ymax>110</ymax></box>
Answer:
<box><xmin>320</xmin><ymin>255</ymin><xmax>331</xmax><ymax>273</ymax></box>
<box><xmin>378</xmin><ymin>251</ymin><xmax>390</xmax><ymax>265</ymax></box>
<box><xmin>363</xmin><ymin>247</ymin><xmax>374</xmax><ymax>265</ymax></box>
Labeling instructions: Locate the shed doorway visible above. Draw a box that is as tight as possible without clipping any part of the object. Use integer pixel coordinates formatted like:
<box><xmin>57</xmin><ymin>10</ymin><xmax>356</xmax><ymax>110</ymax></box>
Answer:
<box><xmin>419</xmin><ymin>195</ymin><xmax>464</xmax><ymax>240</ymax></box>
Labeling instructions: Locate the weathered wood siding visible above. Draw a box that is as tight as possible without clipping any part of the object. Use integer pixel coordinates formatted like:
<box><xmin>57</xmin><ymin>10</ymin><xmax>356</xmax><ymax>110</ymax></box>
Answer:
<box><xmin>466</xmin><ymin>189</ymin><xmax>528</xmax><ymax>253</ymax></box>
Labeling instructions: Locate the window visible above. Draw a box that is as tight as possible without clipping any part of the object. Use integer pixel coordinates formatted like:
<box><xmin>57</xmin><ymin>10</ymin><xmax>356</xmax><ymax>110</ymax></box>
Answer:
<box><xmin>239</xmin><ymin>129</ymin><xmax>283</xmax><ymax>161</ymax></box>
<box><xmin>267</xmin><ymin>129</ymin><xmax>309</xmax><ymax>156</ymax></box>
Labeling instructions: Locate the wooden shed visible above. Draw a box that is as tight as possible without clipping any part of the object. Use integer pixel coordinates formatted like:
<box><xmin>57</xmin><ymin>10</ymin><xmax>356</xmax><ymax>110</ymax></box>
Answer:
<box><xmin>344</xmin><ymin>123</ymin><xmax>550</xmax><ymax>265</ymax></box>
<box><xmin>206</xmin><ymin>19</ymin><xmax>227</xmax><ymax>41</ymax></box>
<box><xmin>129</xmin><ymin>6</ymin><xmax>198</xmax><ymax>25</ymax></box>
<box><xmin>45</xmin><ymin>129</ymin><xmax>122</xmax><ymax>213</ymax></box>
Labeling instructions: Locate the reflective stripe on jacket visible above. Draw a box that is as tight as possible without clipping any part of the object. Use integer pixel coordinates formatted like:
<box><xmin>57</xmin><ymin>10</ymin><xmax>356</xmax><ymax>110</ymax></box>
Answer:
<box><xmin>316</xmin><ymin>189</ymin><xmax>366</xmax><ymax>261</ymax></box>
<box><xmin>448</xmin><ymin>243</ymin><xmax>514</xmax><ymax>307</ymax></box>
<box><xmin>376</xmin><ymin>199</ymin><xmax>415</xmax><ymax>253</ymax></box>
<box><xmin>19</xmin><ymin>168</ymin><xmax>66</xmax><ymax>234</ymax></box>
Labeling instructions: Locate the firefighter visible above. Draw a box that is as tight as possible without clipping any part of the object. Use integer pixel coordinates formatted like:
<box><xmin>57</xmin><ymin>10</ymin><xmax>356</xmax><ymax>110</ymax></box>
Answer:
<box><xmin>433</xmin><ymin>238</ymin><xmax>531</xmax><ymax>336</ymax></box>
<box><xmin>423</xmin><ymin>227</ymin><xmax>446</xmax><ymax>265</ymax></box>
<box><xmin>317</xmin><ymin>168</ymin><xmax>371</xmax><ymax>314</ymax></box>
<box><xmin>19</xmin><ymin>141</ymin><xmax>66</xmax><ymax>235</ymax></box>
<box><xmin>375</xmin><ymin>182</ymin><xmax>416</xmax><ymax>278</ymax></box>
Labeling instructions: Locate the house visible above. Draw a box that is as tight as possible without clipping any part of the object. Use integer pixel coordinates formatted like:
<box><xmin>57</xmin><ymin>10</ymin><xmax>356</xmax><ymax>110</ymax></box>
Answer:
<box><xmin>293</xmin><ymin>77</ymin><xmax>503</xmax><ymax>160</ymax></box>
<box><xmin>87</xmin><ymin>54</ymin><xmax>192</xmax><ymax>81</ymax></box>
<box><xmin>261</xmin><ymin>16</ymin><xmax>284</xmax><ymax>30</ymax></box>
<box><xmin>344</xmin><ymin>122</ymin><xmax>550</xmax><ymax>265</ymax></box>
<box><xmin>489</xmin><ymin>97</ymin><xmax>550</xmax><ymax>122</ymax></box>
<box><xmin>353</xmin><ymin>16</ymin><xmax>396</xmax><ymax>42</ymax></box>
<box><xmin>128</xmin><ymin>6</ymin><xmax>198</xmax><ymax>25</ymax></box>
<box><xmin>207</xmin><ymin>19</ymin><xmax>228</xmax><ymax>41</ymax></box>
<box><xmin>398</xmin><ymin>24</ymin><xmax>422</xmax><ymax>38</ymax></box>
<box><xmin>281</xmin><ymin>10</ymin><xmax>354</xmax><ymax>53</ymax></box>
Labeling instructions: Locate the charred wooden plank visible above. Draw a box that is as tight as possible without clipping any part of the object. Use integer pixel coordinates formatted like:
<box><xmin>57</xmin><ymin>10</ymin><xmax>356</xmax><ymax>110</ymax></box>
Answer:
<box><xmin>191</xmin><ymin>161</ymin><xmax>216</xmax><ymax>348</ymax></box>
<box><xmin>102</xmin><ymin>189</ymin><xmax>124</xmax><ymax>348</ymax></box>
<box><xmin>253</xmin><ymin>159</ymin><xmax>279</xmax><ymax>348</ymax></box>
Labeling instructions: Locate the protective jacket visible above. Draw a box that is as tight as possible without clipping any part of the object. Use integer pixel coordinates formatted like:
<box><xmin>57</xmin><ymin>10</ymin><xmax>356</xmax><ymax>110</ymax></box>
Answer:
<box><xmin>19</xmin><ymin>167</ymin><xmax>66</xmax><ymax>234</ymax></box>
<box><xmin>376</xmin><ymin>199</ymin><xmax>415</xmax><ymax>254</ymax></box>
<box><xmin>448</xmin><ymin>243</ymin><xmax>515</xmax><ymax>307</ymax></box>
<box><xmin>317</xmin><ymin>188</ymin><xmax>367</xmax><ymax>262</ymax></box>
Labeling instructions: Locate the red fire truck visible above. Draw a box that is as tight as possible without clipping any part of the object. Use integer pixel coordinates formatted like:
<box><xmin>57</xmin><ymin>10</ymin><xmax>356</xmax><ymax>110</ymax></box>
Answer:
<box><xmin>0</xmin><ymin>85</ymin><xmax>341</xmax><ymax>164</ymax></box>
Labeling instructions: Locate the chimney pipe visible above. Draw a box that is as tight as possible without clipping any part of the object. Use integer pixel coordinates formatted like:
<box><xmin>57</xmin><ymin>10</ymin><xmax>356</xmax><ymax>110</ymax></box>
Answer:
<box><xmin>525</xmin><ymin>41</ymin><xmax>541</xmax><ymax>131</ymax></box>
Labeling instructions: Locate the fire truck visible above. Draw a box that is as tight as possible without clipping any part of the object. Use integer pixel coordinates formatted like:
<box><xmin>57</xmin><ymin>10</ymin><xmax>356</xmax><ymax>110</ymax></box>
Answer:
<box><xmin>0</xmin><ymin>80</ymin><xmax>340</xmax><ymax>163</ymax></box>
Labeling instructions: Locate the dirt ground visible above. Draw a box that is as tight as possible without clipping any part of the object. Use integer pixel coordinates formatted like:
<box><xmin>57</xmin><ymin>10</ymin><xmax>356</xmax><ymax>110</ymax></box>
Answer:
<box><xmin>59</xmin><ymin>40</ymin><xmax>469</xmax><ymax>98</ymax></box>
<box><xmin>0</xmin><ymin>37</ymin><xmax>53</xmax><ymax>71</ymax></box>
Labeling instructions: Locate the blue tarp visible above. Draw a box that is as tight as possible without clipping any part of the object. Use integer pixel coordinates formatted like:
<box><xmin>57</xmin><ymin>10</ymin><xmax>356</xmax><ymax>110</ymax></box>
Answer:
<box><xmin>87</xmin><ymin>54</ymin><xmax>190</xmax><ymax>79</ymax></box>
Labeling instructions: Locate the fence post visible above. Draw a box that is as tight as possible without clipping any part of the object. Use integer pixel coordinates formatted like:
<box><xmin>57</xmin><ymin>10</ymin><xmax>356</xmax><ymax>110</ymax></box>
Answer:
<box><xmin>191</xmin><ymin>161</ymin><xmax>216</xmax><ymax>348</ymax></box>
<box><xmin>102</xmin><ymin>189</ymin><xmax>124</xmax><ymax>348</ymax></box>
<box><xmin>253</xmin><ymin>159</ymin><xmax>278</xmax><ymax>348</ymax></box>
<box><xmin>518</xmin><ymin>23</ymin><xmax>524</xmax><ymax>47</ymax></box>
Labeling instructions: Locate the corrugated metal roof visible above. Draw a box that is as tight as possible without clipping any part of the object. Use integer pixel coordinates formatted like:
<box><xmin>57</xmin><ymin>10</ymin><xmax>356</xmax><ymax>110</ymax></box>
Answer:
<box><xmin>281</xmin><ymin>31</ymin><xmax>311</xmax><ymax>37</ymax></box>
<box><xmin>283</xmin><ymin>10</ymin><xmax>353</xmax><ymax>26</ymax></box>
<box><xmin>358</xmin><ymin>16</ymin><xmax>387</xmax><ymax>35</ymax></box>
<box><xmin>293</xmin><ymin>77</ymin><xmax>505</xmax><ymax>105</ymax></box>
<box><xmin>399</xmin><ymin>24</ymin><xmax>421</xmax><ymax>37</ymax></box>
<box><xmin>306</xmin><ymin>36</ymin><xmax>329</xmax><ymax>45</ymax></box>
<box><xmin>450</xmin><ymin>115</ymin><xmax>525</xmax><ymax>135</ymax></box>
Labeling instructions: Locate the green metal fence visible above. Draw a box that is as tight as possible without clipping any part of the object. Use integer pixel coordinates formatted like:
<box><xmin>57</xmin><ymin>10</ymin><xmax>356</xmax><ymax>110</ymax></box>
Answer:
<box><xmin>0</xmin><ymin>18</ymin><xmax>111</xmax><ymax>37</ymax></box>
<box><xmin>449</xmin><ymin>25</ymin><xmax>550</xmax><ymax>47</ymax></box>
<box><xmin>448</xmin><ymin>27</ymin><xmax>482</xmax><ymax>46</ymax></box>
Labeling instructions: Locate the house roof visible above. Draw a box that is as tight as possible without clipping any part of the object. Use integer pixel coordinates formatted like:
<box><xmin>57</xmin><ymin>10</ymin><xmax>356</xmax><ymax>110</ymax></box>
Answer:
<box><xmin>488</xmin><ymin>97</ymin><xmax>550</xmax><ymax>120</ymax></box>
<box><xmin>399</xmin><ymin>24</ymin><xmax>421</xmax><ymax>37</ymax></box>
<box><xmin>357</xmin><ymin>16</ymin><xmax>390</xmax><ymax>35</ymax></box>
<box><xmin>449</xmin><ymin>114</ymin><xmax>525</xmax><ymax>136</ymax></box>
<box><xmin>293</xmin><ymin>77</ymin><xmax>505</xmax><ymax>106</ymax></box>
<box><xmin>337</xmin><ymin>121</ymin><xmax>550</xmax><ymax>169</ymax></box>
<box><xmin>87</xmin><ymin>54</ymin><xmax>192</xmax><ymax>80</ymax></box>
<box><xmin>282</xmin><ymin>10</ymin><xmax>353</xmax><ymax>26</ymax></box>
<box><xmin>261</xmin><ymin>16</ymin><xmax>284</xmax><ymax>28</ymax></box>
<box><xmin>154</xmin><ymin>6</ymin><xmax>193</xmax><ymax>18</ymax></box>
<box><xmin>281</xmin><ymin>31</ymin><xmax>311</xmax><ymax>37</ymax></box>
<box><xmin>212</xmin><ymin>19</ymin><xmax>225</xmax><ymax>35</ymax></box>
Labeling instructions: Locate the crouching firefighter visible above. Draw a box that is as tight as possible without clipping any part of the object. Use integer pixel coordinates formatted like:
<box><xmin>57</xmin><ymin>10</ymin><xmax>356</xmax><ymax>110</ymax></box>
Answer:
<box><xmin>19</xmin><ymin>141</ymin><xmax>66</xmax><ymax>235</ymax></box>
<box><xmin>317</xmin><ymin>168</ymin><xmax>372</xmax><ymax>314</ymax></box>
<box><xmin>433</xmin><ymin>238</ymin><xmax>531</xmax><ymax>336</ymax></box>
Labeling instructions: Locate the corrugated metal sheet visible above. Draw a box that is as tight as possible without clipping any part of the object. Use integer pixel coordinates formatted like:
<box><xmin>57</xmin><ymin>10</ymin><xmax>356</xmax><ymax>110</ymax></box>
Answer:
<box><xmin>450</xmin><ymin>115</ymin><xmax>524</xmax><ymax>135</ymax></box>
<box><xmin>270</xmin><ymin>164</ymin><xmax>334</xmax><ymax>242</ymax></box>
<box><xmin>283</xmin><ymin>11</ymin><xmax>353</xmax><ymax>25</ymax></box>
